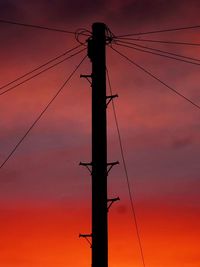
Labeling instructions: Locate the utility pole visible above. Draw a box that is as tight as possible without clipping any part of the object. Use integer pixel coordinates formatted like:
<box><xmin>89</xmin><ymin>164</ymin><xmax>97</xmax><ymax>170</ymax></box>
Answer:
<box><xmin>80</xmin><ymin>22</ymin><xmax>119</xmax><ymax>267</ymax></box>
<box><xmin>90</xmin><ymin>22</ymin><xmax>108</xmax><ymax>267</ymax></box>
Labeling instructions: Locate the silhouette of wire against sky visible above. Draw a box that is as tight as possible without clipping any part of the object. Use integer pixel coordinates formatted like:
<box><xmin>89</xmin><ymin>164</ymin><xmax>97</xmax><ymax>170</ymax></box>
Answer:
<box><xmin>110</xmin><ymin>46</ymin><xmax>200</xmax><ymax>111</ymax></box>
<box><xmin>0</xmin><ymin>44</ymin><xmax>84</xmax><ymax>92</ymax></box>
<box><xmin>107</xmin><ymin>68</ymin><xmax>146</xmax><ymax>267</ymax></box>
<box><xmin>0</xmin><ymin>19</ymin><xmax>90</xmax><ymax>36</ymax></box>
<box><xmin>115</xmin><ymin>40</ymin><xmax>200</xmax><ymax>63</ymax></box>
<box><xmin>0</xmin><ymin>54</ymin><xmax>87</xmax><ymax>169</ymax></box>
<box><xmin>115</xmin><ymin>41</ymin><xmax>200</xmax><ymax>66</ymax></box>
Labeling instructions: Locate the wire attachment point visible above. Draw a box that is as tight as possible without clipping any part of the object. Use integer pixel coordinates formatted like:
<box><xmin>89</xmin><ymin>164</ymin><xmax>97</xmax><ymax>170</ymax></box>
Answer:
<box><xmin>107</xmin><ymin>197</ymin><xmax>120</xmax><ymax>211</ymax></box>
<box><xmin>79</xmin><ymin>162</ymin><xmax>93</xmax><ymax>174</ymax></box>
<box><xmin>107</xmin><ymin>161</ymin><xmax>119</xmax><ymax>174</ymax></box>
<box><xmin>80</xmin><ymin>74</ymin><xmax>92</xmax><ymax>84</ymax></box>
<box><xmin>79</xmin><ymin>233</ymin><xmax>92</xmax><ymax>248</ymax></box>
<box><xmin>106</xmin><ymin>94</ymin><xmax>118</xmax><ymax>107</ymax></box>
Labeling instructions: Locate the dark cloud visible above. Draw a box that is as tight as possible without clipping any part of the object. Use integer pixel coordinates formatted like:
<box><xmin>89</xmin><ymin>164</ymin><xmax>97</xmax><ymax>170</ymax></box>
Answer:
<box><xmin>103</xmin><ymin>0</ymin><xmax>200</xmax><ymax>33</ymax></box>
<box><xmin>1</xmin><ymin>0</ymin><xmax>106</xmax><ymax>25</ymax></box>
<box><xmin>116</xmin><ymin>204</ymin><xmax>128</xmax><ymax>214</ymax></box>
<box><xmin>171</xmin><ymin>135</ymin><xmax>194</xmax><ymax>149</ymax></box>
<box><xmin>1</xmin><ymin>0</ymin><xmax>200</xmax><ymax>24</ymax></box>
<box><xmin>119</xmin><ymin>0</ymin><xmax>181</xmax><ymax>21</ymax></box>
<box><xmin>0</xmin><ymin>168</ymin><xmax>19</xmax><ymax>184</ymax></box>
<box><xmin>1</xmin><ymin>0</ymin><xmax>200</xmax><ymax>36</ymax></box>
<box><xmin>43</xmin><ymin>0</ymin><xmax>106</xmax><ymax>22</ymax></box>
<box><xmin>0</xmin><ymin>0</ymin><xmax>23</xmax><ymax>19</ymax></box>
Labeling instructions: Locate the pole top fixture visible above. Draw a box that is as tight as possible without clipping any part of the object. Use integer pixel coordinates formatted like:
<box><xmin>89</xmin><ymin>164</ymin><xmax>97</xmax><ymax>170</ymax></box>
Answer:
<box><xmin>92</xmin><ymin>22</ymin><xmax>106</xmax><ymax>27</ymax></box>
<box><xmin>92</xmin><ymin>22</ymin><xmax>107</xmax><ymax>33</ymax></box>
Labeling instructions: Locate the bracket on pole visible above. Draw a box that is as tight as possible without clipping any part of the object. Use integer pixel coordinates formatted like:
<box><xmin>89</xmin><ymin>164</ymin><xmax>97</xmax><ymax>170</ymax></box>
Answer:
<box><xmin>79</xmin><ymin>162</ymin><xmax>92</xmax><ymax>174</ymax></box>
<box><xmin>87</xmin><ymin>38</ymin><xmax>93</xmax><ymax>60</ymax></box>
<box><xmin>80</xmin><ymin>74</ymin><xmax>92</xmax><ymax>84</ymax></box>
<box><xmin>106</xmin><ymin>94</ymin><xmax>118</xmax><ymax>107</ymax></box>
<box><xmin>79</xmin><ymin>233</ymin><xmax>92</xmax><ymax>248</ymax></box>
<box><xmin>107</xmin><ymin>161</ymin><xmax>119</xmax><ymax>174</ymax></box>
<box><xmin>107</xmin><ymin>197</ymin><xmax>120</xmax><ymax>211</ymax></box>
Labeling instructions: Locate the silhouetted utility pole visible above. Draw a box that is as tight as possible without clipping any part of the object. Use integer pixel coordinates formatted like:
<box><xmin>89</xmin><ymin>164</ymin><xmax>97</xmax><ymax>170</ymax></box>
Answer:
<box><xmin>80</xmin><ymin>22</ymin><xmax>119</xmax><ymax>267</ymax></box>
<box><xmin>90</xmin><ymin>22</ymin><xmax>108</xmax><ymax>267</ymax></box>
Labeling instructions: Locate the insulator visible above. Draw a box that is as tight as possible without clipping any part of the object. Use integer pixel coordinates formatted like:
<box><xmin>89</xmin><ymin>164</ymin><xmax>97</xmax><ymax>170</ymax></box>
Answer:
<box><xmin>87</xmin><ymin>38</ymin><xmax>94</xmax><ymax>61</ymax></box>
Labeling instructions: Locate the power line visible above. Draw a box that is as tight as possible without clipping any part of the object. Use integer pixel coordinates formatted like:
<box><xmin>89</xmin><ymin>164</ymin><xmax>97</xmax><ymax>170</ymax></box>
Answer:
<box><xmin>114</xmin><ymin>42</ymin><xmax>200</xmax><ymax>66</ymax></box>
<box><xmin>0</xmin><ymin>54</ymin><xmax>87</xmax><ymax>170</ymax></box>
<box><xmin>106</xmin><ymin>68</ymin><xmax>146</xmax><ymax>267</ymax></box>
<box><xmin>110</xmin><ymin>46</ymin><xmax>200</xmax><ymax>111</ymax></box>
<box><xmin>116</xmin><ymin>39</ymin><xmax>200</xmax><ymax>63</ymax></box>
<box><xmin>115</xmin><ymin>37</ymin><xmax>200</xmax><ymax>46</ymax></box>
<box><xmin>116</xmin><ymin>24</ymin><xmax>200</xmax><ymax>38</ymax></box>
<box><xmin>0</xmin><ymin>44</ymin><xmax>83</xmax><ymax>91</ymax></box>
<box><xmin>0</xmin><ymin>19</ymin><xmax>89</xmax><ymax>36</ymax></box>
<box><xmin>0</xmin><ymin>47</ymin><xmax>86</xmax><ymax>96</ymax></box>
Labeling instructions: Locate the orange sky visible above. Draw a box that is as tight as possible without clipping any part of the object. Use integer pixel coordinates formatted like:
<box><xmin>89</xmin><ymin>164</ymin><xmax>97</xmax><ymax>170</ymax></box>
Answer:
<box><xmin>0</xmin><ymin>1</ymin><xmax>200</xmax><ymax>267</ymax></box>
<box><xmin>0</xmin><ymin>201</ymin><xmax>199</xmax><ymax>267</ymax></box>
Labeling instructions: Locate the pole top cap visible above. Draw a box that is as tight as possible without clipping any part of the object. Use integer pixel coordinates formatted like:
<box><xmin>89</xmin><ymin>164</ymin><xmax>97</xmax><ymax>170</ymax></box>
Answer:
<box><xmin>92</xmin><ymin>22</ymin><xmax>106</xmax><ymax>30</ymax></box>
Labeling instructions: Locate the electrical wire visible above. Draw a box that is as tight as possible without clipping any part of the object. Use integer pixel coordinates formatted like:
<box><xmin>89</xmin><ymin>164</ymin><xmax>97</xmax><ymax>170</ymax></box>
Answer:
<box><xmin>0</xmin><ymin>19</ymin><xmax>90</xmax><ymax>36</ymax></box>
<box><xmin>0</xmin><ymin>44</ymin><xmax>83</xmax><ymax>91</ymax></box>
<box><xmin>0</xmin><ymin>54</ymin><xmax>87</xmax><ymax>170</ymax></box>
<box><xmin>114</xmin><ymin>42</ymin><xmax>200</xmax><ymax>66</ymax></box>
<box><xmin>116</xmin><ymin>24</ymin><xmax>200</xmax><ymax>38</ymax></box>
<box><xmin>0</xmin><ymin>47</ymin><xmax>86</xmax><ymax>96</ymax></box>
<box><xmin>106</xmin><ymin>68</ymin><xmax>146</xmax><ymax>267</ymax></box>
<box><xmin>75</xmin><ymin>28</ymin><xmax>92</xmax><ymax>45</ymax></box>
<box><xmin>110</xmin><ymin>46</ymin><xmax>200</xmax><ymax>111</ymax></box>
<box><xmin>116</xmin><ymin>39</ymin><xmax>200</xmax><ymax>63</ymax></box>
<box><xmin>114</xmin><ymin>37</ymin><xmax>200</xmax><ymax>46</ymax></box>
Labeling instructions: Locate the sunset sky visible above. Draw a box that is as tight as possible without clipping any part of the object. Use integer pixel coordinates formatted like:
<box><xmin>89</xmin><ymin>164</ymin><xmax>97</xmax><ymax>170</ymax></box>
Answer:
<box><xmin>0</xmin><ymin>1</ymin><xmax>200</xmax><ymax>267</ymax></box>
